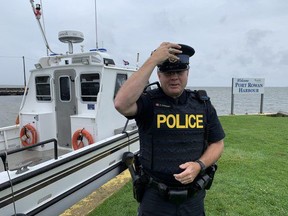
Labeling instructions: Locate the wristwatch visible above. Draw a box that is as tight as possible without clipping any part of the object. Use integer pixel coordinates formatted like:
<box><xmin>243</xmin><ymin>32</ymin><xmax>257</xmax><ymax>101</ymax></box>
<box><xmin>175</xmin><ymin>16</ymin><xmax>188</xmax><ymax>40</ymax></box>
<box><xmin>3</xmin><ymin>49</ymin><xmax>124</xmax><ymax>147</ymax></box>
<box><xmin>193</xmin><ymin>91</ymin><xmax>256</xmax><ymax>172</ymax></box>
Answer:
<box><xmin>195</xmin><ymin>159</ymin><xmax>206</xmax><ymax>173</ymax></box>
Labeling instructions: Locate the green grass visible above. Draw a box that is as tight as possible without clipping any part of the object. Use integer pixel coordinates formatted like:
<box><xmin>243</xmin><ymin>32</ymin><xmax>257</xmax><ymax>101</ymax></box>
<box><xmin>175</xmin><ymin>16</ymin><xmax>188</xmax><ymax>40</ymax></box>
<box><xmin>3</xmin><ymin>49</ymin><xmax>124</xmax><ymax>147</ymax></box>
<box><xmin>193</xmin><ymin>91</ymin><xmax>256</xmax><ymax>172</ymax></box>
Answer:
<box><xmin>88</xmin><ymin>115</ymin><xmax>288</xmax><ymax>216</ymax></box>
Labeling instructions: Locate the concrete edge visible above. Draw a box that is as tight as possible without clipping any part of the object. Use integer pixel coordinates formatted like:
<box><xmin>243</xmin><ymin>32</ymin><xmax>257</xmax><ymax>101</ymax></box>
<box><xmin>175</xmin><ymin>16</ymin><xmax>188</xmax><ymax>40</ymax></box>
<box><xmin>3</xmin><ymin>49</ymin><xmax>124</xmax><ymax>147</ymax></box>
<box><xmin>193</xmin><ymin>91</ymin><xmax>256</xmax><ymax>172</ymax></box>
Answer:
<box><xmin>60</xmin><ymin>169</ymin><xmax>131</xmax><ymax>216</ymax></box>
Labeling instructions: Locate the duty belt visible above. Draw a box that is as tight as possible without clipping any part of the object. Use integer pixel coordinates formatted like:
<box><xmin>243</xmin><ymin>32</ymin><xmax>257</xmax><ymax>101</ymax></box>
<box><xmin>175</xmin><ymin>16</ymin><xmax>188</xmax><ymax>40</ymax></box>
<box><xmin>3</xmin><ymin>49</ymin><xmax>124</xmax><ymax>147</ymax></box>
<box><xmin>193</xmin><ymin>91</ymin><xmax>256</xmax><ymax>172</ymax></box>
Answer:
<box><xmin>148</xmin><ymin>178</ymin><xmax>198</xmax><ymax>204</ymax></box>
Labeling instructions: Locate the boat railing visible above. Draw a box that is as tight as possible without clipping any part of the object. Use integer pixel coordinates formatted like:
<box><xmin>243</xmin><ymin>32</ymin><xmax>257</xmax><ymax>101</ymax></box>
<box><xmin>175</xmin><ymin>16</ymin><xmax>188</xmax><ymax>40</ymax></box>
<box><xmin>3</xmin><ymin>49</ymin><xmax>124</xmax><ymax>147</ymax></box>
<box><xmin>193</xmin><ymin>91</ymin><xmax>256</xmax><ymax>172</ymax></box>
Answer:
<box><xmin>0</xmin><ymin>125</ymin><xmax>20</xmax><ymax>151</ymax></box>
<box><xmin>0</xmin><ymin>138</ymin><xmax>58</xmax><ymax>172</ymax></box>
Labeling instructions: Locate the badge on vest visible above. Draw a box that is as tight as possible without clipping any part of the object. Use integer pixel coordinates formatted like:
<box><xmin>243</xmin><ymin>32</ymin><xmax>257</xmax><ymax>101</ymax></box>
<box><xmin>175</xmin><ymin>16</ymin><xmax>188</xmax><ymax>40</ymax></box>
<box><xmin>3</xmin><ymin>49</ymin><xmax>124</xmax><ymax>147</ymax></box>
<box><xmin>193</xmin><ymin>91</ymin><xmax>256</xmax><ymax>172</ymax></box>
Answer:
<box><xmin>155</xmin><ymin>103</ymin><xmax>171</xmax><ymax>108</ymax></box>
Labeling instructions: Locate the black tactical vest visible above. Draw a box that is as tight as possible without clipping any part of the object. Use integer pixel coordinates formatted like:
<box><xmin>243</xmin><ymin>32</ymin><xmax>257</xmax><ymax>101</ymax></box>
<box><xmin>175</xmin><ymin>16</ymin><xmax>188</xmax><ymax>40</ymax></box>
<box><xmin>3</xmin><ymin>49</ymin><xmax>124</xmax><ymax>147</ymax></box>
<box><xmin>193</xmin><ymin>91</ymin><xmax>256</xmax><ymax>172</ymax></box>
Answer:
<box><xmin>138</xmin><ymin>88</ymin><xmax>209</xmax><ymax>183</ymax></box>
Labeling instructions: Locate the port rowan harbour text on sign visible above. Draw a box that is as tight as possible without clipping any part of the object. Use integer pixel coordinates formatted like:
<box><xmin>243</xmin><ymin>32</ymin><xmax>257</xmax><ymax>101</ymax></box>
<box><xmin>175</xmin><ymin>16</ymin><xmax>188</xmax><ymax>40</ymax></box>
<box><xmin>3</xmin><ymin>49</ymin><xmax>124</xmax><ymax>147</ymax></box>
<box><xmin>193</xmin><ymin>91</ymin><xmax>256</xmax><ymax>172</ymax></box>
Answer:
<box><xmin>231</xmin><ymin>78</ymin><xmax>265</xmax><ymax>114</ymax></box>
<box><xmin>232</xmin><ymin>78</ymin><xmax>265</xmax><ymax>94</ymax></box>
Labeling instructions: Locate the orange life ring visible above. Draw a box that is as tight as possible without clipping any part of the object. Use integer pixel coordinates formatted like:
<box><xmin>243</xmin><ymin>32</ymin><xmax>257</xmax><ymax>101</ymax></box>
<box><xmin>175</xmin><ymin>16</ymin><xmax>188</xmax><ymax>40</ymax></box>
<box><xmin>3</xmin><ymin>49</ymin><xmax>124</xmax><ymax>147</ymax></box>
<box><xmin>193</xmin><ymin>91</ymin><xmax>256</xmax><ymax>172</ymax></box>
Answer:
<box><xmin>72</xmin><ymin>128</ymin><xmax>94</xmax><ymax>150</ymax></box>
<box><xmin>20</xmin><ymin>124</ymin><xmax>38</xmax><ymax>147</ymax></box>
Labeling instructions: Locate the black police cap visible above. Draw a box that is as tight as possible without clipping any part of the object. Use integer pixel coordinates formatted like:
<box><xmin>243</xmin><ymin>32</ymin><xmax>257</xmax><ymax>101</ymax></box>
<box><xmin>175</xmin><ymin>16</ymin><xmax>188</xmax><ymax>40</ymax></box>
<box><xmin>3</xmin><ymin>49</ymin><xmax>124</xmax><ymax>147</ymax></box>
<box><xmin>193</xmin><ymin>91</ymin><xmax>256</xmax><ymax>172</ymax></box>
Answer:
<box><xmin>158</xmin><ymin>44</ymin><xmax>195</xmax><ymax>72</ymax></box>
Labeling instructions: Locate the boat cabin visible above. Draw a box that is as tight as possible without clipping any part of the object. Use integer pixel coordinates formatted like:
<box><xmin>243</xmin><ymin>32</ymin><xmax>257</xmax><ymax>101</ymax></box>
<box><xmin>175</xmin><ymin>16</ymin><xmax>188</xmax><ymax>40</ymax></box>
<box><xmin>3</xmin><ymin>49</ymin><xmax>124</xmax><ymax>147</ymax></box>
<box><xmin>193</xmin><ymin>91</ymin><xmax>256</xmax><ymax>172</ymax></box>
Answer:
<box><xmin>18</xmin><ymin>31</ymin><xmax>136</xmax><ymax>151</ymax></box>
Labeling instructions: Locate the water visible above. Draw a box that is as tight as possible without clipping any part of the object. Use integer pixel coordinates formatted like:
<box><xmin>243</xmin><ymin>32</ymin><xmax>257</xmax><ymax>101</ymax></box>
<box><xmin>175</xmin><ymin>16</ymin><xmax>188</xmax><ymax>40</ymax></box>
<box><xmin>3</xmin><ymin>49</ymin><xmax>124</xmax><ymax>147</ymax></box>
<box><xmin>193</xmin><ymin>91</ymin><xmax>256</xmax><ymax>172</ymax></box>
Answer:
<box><xmin>0</xmin><ymin>87</ymin><xmax>287</xmax><ymax>127</ymax></box>
<box><xmin>206</xmin><ymin>87</ymin><xmax>287</xmax><ymax>115</ymax></box>
<box><xmin>190</xmin><ymin>87</ymin><xmax>288</xmax><ymax>116</ymax></box>
<box><xmin>0</xmin><ymin>95</ymin><xmax>22</xmax><ymax>127</ymax></box>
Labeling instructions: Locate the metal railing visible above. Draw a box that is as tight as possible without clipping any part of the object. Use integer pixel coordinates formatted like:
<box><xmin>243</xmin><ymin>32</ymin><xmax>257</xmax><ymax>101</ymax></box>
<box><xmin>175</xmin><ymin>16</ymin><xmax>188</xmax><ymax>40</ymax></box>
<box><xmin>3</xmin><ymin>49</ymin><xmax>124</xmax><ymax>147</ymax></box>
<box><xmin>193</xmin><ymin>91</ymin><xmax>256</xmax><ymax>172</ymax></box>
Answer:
<box><xmin>0</xmin><ymin>125</ymin><xmax>20</xmax><ymax>151</ymax></box>
<box><xmin>0</xmin><ymin>138</ymin><xmax>58</xmax><ymax>171</ymax></box>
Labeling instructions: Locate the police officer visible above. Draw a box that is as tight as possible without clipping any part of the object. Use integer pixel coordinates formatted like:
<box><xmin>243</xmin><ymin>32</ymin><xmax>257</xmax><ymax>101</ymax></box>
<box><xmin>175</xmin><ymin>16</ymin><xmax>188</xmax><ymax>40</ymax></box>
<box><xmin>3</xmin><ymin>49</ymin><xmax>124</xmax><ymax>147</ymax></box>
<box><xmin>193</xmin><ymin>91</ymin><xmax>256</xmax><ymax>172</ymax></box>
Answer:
<box><xmin>114</xmin><ymin>42</ymin><xmax>225</xmax><ymax>216</ymax></box>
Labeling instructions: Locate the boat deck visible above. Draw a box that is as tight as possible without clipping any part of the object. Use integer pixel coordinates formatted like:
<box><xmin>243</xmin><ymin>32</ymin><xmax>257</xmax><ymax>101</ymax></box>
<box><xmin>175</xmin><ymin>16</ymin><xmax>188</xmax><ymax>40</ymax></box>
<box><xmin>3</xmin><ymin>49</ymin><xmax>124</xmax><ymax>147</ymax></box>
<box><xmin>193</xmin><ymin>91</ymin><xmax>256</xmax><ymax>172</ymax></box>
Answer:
<box><xmin>0</xmin><ymin>148</ymin><xmax>72</xmax><ymax>172</ymax></box>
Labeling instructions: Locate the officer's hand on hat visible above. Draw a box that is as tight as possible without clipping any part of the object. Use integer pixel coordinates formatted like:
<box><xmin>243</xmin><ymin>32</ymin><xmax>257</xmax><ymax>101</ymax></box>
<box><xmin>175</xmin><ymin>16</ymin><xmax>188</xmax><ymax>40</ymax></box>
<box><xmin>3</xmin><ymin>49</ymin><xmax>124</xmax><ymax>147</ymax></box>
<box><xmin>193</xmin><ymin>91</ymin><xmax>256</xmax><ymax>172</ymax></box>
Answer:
<box><xmin>151</xmin><ymin>42</ymin><xmax>182</xmax><ymax>66</ymax></box>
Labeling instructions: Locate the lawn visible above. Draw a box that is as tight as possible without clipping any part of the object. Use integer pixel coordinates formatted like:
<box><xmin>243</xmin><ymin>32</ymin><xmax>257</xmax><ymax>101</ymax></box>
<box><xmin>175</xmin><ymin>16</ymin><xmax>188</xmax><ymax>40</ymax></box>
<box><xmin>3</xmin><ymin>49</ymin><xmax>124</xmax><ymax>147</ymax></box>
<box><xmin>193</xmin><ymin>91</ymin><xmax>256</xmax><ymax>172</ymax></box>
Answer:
<box><xmin>88</xmin><ymin>115</ymin><xmax>288</xmax><ymax>216</ymax></box>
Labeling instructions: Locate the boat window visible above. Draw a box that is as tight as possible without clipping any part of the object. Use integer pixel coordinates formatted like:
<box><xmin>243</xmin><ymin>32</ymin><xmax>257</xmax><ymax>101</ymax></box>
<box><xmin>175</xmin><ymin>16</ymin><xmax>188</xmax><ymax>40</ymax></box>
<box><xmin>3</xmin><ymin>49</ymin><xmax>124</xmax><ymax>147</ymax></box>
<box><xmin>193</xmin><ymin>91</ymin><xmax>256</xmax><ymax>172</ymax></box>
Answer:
<box><xmin>59</xmin><ymin>76</ymin><xmax>71</xmax><ymax>101</ymax></box>
<box><xmin>103</xmin><ymin>58</ymin><xmax>115</xmax><ymax>66</ymax></box>
<box><xmin>80</xmin><ymin>73</ymin><xmax>100</xmax><ymax>102</ymax></box>
<box><xmin>114</xmin><ymin>73</ymin><xmax>127</xmax><ymax>98</ymax></box>
<box><xmin>35</xmin><ymin>76</ymin><xmax>51</xmax><ymax>101</ymax></box>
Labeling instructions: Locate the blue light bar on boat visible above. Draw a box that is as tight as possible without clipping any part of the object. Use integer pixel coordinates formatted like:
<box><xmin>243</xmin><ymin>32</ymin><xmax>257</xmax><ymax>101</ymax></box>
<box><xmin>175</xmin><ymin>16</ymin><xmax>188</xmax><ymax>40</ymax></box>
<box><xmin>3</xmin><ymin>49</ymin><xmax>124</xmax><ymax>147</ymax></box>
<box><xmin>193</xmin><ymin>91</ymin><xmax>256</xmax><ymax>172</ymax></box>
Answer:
<box><xmin>90</xmin><ymin>48</ymin><xmax>107</xmax><ymax>52</ymax></box>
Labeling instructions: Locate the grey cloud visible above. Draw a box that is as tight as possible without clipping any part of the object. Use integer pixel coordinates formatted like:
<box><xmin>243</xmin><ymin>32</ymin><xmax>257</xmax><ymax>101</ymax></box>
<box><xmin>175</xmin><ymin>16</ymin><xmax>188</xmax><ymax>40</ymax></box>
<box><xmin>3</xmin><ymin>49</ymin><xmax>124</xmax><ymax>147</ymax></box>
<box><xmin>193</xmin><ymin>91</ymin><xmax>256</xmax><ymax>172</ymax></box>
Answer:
<box><xmin>1</xmin><ymin>0</ymin><xmax>288</xmax><ymax>87</ymax></box>
<box><xmin>234</xmin><ymin>55</ymin><xmax>253</xmax><ymax>67</ymax></box>
<box><xmin>278</xmin><ymin>50</ymin><xmax>288</xmax><ymax>65</ymax></box>
<box><xmin>219</xmin><ymin>16</ymin><xmax>227</xmax><ymax>24</ymax></box>
<box><xmin>246</xmin><ymin>29</ymin><xmax>272</xmax><ymax>47</ymax></box>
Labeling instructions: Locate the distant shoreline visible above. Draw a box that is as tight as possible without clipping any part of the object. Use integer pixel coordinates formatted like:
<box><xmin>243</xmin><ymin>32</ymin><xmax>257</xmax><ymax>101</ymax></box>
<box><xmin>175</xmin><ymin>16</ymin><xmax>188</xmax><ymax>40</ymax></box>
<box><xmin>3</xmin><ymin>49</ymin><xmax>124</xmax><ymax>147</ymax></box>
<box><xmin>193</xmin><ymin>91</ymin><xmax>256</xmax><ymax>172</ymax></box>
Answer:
<box><xmin>0</xmin><ymin>87</ymin><xmax>25</xmax><ymax>95</ymax></box>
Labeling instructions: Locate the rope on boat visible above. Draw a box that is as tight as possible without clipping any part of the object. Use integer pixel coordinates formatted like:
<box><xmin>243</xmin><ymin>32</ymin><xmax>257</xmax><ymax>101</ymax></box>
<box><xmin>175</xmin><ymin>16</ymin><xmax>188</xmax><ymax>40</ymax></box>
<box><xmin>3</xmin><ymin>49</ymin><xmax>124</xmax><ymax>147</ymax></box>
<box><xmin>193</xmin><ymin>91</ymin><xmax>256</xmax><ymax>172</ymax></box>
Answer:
<box><xmin>3</xmin><ymin>151</ymin><xmax>18</xmax><ymax>215</ymax></box>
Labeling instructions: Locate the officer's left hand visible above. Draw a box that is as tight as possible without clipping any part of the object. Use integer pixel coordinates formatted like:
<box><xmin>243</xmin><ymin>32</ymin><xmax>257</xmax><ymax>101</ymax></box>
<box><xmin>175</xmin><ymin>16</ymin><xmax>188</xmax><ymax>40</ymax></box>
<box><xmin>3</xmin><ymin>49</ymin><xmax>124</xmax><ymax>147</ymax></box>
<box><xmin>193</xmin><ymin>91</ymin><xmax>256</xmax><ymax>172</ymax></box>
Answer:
<box><xmin>173</xmin><ymin>162</ymin><xmax>201</xmax><ymax>185</ymax></box>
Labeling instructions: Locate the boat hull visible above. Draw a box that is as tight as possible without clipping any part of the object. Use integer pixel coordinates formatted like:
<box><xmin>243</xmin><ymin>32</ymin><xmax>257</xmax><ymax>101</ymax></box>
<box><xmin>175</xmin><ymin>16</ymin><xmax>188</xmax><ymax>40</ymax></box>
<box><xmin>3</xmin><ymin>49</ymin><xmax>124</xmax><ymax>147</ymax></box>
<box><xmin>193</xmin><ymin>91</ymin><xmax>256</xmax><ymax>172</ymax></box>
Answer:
<box><xmin>0</xmin><ymin>129</ymin><xmax>139</xmax><ymax>216</ymax></box>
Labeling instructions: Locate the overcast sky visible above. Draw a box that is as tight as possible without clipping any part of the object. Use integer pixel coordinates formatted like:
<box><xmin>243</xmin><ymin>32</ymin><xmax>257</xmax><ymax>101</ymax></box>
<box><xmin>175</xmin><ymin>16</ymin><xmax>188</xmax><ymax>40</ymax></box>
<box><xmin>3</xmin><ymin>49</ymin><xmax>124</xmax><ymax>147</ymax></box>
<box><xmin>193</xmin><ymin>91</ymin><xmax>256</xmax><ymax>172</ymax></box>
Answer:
<box><xmin>1</xmin><ymin>0</ymin><xmax>287</xmax><ymax>87</ymax></box>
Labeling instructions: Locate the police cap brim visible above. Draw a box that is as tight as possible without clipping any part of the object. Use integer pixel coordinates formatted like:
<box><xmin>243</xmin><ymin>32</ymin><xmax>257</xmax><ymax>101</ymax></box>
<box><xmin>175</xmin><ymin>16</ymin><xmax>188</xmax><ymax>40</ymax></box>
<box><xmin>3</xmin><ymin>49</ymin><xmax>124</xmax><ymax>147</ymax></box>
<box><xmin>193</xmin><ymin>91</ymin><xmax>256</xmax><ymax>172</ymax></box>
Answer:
<box><xmin>158</xmin><ymin>44</ymin><xmax>195</xmax><ymax>73</ymax></box>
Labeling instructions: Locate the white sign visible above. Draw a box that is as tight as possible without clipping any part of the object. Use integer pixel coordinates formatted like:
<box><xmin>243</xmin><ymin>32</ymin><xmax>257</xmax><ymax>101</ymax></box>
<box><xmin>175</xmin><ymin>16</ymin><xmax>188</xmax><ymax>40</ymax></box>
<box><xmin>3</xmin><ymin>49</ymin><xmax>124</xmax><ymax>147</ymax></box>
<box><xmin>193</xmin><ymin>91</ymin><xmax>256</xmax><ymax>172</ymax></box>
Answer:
<box><xmin>232</xmin><ymin>78</ymin><xmax>265</xmax><ymax>94</ymax></box>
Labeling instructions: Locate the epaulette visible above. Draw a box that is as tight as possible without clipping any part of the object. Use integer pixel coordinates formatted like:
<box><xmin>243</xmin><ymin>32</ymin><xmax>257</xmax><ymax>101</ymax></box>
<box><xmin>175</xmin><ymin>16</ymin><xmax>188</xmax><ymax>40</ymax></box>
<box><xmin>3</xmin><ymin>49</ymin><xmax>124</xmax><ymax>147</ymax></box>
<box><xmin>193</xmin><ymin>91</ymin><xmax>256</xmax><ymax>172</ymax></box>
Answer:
<box><xmin>186</xmin><ymin>89</ymin><xmax>210</xmax><ymax>102</ymax></box>
<box><xmin>143</xmin><ymin>82</ymin><xmax>163</xmax><ymax>99</ymax></box>
<box><xmin>143</xmin><ymin>82</ymin><xmax>160</xmax><ymax>93</ymax></box>
<box><xmin>196</xmin><ymin>90</ymin><xmax>210</xmax><ymax>102</ymax></box>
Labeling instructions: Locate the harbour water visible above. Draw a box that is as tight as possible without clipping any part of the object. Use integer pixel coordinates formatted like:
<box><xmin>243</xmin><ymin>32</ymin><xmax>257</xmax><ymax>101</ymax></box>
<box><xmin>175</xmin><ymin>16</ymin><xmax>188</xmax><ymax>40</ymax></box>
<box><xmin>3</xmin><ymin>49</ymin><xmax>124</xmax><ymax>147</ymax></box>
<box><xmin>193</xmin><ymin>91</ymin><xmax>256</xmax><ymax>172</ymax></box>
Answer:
<box><xmin>190</xmin><ymin>87</ymin><xmax>288</xmax><ymax>116</ymax></box>
<box><xmin>0</xmin><ymin>95</ymin><xmax>23</xmax><ymax>127</ymax></box>
<box><xmin>0</xmin><ymin>87</ymin><xmax>287</xmax><ymax>128</ymax></box>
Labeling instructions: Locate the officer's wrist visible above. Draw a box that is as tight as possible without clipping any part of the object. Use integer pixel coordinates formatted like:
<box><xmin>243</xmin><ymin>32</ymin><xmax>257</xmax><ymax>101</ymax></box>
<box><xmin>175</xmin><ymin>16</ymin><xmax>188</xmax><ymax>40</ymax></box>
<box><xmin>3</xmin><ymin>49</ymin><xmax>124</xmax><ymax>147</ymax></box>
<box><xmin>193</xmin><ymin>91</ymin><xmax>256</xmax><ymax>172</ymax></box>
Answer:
<box><xmin>195</xmin><ymin>159</ymin><xmax>206</xmax><ymax>173</ymax></box>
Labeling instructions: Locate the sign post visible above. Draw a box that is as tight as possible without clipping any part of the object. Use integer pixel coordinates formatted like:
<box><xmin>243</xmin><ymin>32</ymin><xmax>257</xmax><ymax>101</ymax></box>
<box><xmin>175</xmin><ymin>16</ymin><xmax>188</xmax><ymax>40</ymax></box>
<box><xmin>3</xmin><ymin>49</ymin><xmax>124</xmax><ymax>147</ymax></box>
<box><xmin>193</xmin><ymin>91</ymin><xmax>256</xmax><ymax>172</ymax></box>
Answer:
<box><xmin>231</xmin><ymin>78</ymin><xmax>265</xmax><ymax>115</ymax></box>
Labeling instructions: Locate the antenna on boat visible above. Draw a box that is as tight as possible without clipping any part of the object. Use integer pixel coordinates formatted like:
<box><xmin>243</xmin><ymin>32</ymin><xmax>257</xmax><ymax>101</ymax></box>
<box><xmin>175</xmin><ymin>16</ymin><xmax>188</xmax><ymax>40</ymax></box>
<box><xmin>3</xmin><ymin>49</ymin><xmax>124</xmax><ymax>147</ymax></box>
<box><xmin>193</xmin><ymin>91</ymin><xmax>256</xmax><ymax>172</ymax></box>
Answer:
<box><xmin>29</xmin><ymin>0</ymin><xmax>58</xmax><ymax>55</ymax></box>
<box><xmin>94</xmin><ymin>0</ymin><xmax>99</xmax><ymax>49</ymax></box>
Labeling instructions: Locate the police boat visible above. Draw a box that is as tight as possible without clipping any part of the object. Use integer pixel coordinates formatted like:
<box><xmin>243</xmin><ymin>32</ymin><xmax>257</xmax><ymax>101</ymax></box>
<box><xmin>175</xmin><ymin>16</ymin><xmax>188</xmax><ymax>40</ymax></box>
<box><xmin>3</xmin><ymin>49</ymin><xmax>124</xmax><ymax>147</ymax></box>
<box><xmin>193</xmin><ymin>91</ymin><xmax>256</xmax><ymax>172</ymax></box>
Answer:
<box><xmin>0</xmin><ymin>29</ymin><xmax>139</xmax><ymax>216</ymax></box>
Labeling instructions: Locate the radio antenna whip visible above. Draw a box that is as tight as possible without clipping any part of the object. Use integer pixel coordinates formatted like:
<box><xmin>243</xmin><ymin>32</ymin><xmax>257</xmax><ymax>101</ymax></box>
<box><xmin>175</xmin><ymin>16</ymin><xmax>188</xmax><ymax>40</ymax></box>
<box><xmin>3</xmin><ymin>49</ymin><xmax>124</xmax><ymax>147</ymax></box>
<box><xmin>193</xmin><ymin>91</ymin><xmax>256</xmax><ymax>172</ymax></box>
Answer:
<box><xmin>29</xmin><ymin>0</ymin><xmax>58</xmax><ymax>55</ymax></box>
<box><xmin>94</xmin><ymin>0</ymin><xmax>99</xmax><ymax>49</ymax></box>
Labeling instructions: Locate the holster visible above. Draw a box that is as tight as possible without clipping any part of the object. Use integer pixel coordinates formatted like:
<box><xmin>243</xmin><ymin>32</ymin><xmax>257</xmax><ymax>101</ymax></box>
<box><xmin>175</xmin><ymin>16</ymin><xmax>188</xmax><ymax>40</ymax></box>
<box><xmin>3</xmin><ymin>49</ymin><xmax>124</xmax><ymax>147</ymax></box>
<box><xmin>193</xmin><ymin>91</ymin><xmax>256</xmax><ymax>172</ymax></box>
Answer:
<box><xmin>205</xmin><ymin>163</ymin><xmax>218</xmax><ymax>189</ymax></box>
<box><xmin>132</xmin><ymin>176</ymin><xmax>147</xmax><ymax>202</ymax></box>
<box><xmin>131</xmin><ymin>154</ymin><xmax>149</xmax><ymax>203</ymax></box>
<box><xmin>194</xmin><ymin>163</ymin><xmax>218</xmax><ymax>190</ymax></box>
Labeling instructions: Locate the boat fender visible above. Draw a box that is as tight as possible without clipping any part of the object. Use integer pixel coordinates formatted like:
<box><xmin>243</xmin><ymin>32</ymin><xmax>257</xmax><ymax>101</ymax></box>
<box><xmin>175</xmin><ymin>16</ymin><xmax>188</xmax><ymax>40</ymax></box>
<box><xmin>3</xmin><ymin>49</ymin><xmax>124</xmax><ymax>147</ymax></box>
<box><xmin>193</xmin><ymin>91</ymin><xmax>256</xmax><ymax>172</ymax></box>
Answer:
<box><xmin>72</xmin><ymin>128</ymin><xmax>94</xmax><ymax>150</ymax></box>
<box><xmin>20</xmin><ymin>124</ymin><xmax>38</xmax><ymax>146</ymax></box>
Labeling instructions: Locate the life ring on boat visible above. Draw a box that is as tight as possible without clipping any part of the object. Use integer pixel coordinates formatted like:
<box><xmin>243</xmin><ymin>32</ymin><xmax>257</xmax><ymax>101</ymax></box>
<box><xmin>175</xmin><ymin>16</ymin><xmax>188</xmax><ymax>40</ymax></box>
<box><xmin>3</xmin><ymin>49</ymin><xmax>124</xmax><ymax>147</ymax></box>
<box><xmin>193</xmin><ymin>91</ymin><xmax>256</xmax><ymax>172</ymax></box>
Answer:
<box><xmin>20</xmin><ymin>124</ymin><xmax>38</xmax><ymax>146</ymax></box>
<box><xmin>72</xmin><ymin>128</ymin><xmax>94</xmax><ymax>150</ymax></box>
